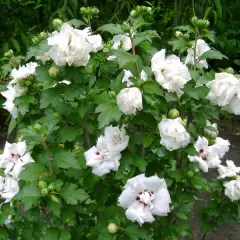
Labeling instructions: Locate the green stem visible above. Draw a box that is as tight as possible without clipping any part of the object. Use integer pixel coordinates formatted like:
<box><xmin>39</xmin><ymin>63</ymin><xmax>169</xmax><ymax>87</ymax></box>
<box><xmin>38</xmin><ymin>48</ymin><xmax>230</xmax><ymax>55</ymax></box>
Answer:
<box><xmin>42</xmin><ymin>139</ymin><xmax>53</xmax><ymax>176</ymax></box>
<box><xmin>130</xmin><ymin>33</ymin><xmax>140</xmax><ymax>77</ymax></box>
<box><xmin>193</xmin><ymin>29</ymin><xmax>199</xmax><ymax>70</ymax></box>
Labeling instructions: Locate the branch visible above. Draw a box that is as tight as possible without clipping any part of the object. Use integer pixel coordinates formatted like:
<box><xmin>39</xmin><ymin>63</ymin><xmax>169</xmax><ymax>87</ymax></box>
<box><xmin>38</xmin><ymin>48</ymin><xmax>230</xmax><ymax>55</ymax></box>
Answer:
<box><xmin>129</xmin><ymin>33</ymin><xmax>141</xmax><ymax>77</ymax></box>
<box><xmin>42</xmin><ymin>138</ymin><xmax>53</xmax><ymax>176</ymax></box>
<box><xmin>83</xmin><ymin>117</ymin><xmax>91</xmax><ymax>149</ymax></box>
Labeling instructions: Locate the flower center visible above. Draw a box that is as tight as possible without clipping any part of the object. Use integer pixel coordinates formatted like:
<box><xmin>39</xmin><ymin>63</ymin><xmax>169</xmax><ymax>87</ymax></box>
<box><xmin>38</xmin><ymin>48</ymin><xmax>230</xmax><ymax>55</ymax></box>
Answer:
<box><xmin>96</xmin><ymin>152</ymin><xmax>100</xmax><ymax>155</ymax></box>
<box><xmin>11</xmin><ymin>153</ymin><xmax>20</xmax><ymax>161</ymax></box>
<box><xmin>136</xmin><ymin>190</ymin><xmax>155</xmax><ymax>207</ymax></box>
<box><xmin>199</xmin><ymin>148</ymin><xmax>207</xmax><ymax>160</ymax></box>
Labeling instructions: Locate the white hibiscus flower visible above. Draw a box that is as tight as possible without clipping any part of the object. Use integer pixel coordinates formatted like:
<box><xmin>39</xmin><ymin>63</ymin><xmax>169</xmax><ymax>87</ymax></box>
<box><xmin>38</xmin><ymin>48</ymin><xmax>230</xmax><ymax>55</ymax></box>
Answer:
<box><xmin>158</xmin><ymin>117</ymin><xmax>190</xmax><ymax>151</ymax></box>
<box><xmin>84</xmin><ymin>136</ymin><xmax>121</xmax><ymax>177</ymax></box>
<box><xmin>151</xmin><ymin>49</ymin><xmax>191</xmax><ymax>96</ymax></box>
<box><xmin>207</xmin><ymin>73</ymin><xmax>240</xmax><ymax>109</ymax></box>
<box><xmin>112</xmin><ymin>34</ymin><xmax>132</xmax><ymax>51</ymax></box>
<box><xmin>118</xmin><ymin>174</ymin><xmax>171</xmax><ymax>225</ymax></box>
<box><xmin>0</xmin><ymin>141</ymin><xmax>34</xmax><ymax>179</ymax></box>
<box><xmin>103</xmin><ymin>125</ymin><xmax>129</xmax><ymax>153</ymax></box>
<box><xmin>188</xmin><ymin>136</ymin><xmax>229</xmax><ymax>172</ymax></box>
<box><xmin>10</xmin><ymin>62</ymin><xmax>38</xmax><ymax>84</ymax></box>
<box><xmin>218</xmin><ymin>160</ymin><xmax>240</xmax><ymax>179</ymax></box>
<box><xmin>224</xmin><ymin>176</ymin><xmax>240</xmax><ymax>201</ymax></box>
<box><xmin>48</xmin><ymin>23</ymin><xmax>103</xmax><ymax>67</ymax></box>
<box><xmin>0</xmin><ymin>176</ymin><xmax>19</xmax><ymax>203</ymax></box>
<box><xmin>185</xmin><ymin>39</ymin><xmax>210</xmax><ymax>69</ymax></box>
<box><xmin>117</xmin><ymin>87</ymin><xmax>143</xmax><ymax>115</ymax></box>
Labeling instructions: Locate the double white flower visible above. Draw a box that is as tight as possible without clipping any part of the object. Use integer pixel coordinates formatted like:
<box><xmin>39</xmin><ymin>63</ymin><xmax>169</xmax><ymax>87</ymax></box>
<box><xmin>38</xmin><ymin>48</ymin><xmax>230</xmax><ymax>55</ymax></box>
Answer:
<box><xmin>224</xmin><ymin>176</ymin><xmax>240</xmax><ymax>201</ymax></box>
<box><xmin>188</xmin><ymin>136</ymin><xmax>230</xmax><ymax>172</ymax></box>
<box><xmin>0</xmin><ymin>176</ymin><xmax>19</xmax><ymax>203</ymax></box>
<box><xmin>158</xmin><ymin>117</ymin><xmax>190</xmax><ymax>151</ymax></box>
<box><xmin>10</xmin><ymin>62</ymin><xmax>38</xmax><ymax>84</ymax></box>
<box><xmin>0</xmin><ymin>141</ymin><xmax>34</xmax><ymax>180</ymax></box>
<box><xmin>218</xmin><ymin>160</ymin><xmax>240</xmax><ymax>179</ymax></box>
<box><xmin>48</xmin><ymin>23</ymin><xmax>103</xmax><ymax>67</ymax></box>
<box><xmin>151</xmin><ymin>49</ymin><xmax>191</xmax><ymax>96</ymax></box>
<box><xmin>207</xmin><ymin>72</ymin><xmax>240</xmax><ymax>115</ymax></box>
<box><xmin>118</xmin><ymin>174</ymin><xmax>171</xmax><ymax>225</ymax></box>
<box><xmin>117</xmin><ymin>87</ymin><xmax>143</xmax><ymax>115</ymax></box>
<box><xmin>84</xmin><ymin>125</ymin><xmax>129</xmax><ymax>177</ymax></box>
<box><xmin>185</xmin><ymin>39</ymin><xmax>210</xmax><ymax>69</ymax></box>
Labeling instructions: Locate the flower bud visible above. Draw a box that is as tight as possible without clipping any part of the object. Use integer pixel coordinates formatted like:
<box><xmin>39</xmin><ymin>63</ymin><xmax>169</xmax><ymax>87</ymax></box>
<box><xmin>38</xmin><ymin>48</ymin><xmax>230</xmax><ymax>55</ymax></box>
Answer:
<box><xmin>122</xmin><ymin>21</ymin><xmax>131</xmax><ymax>33</ymax></box>
<box><xmin>39</xmin><ymin>32</ymin><xmax>48</xmax><ymax>40</ymax></box>
<box><xmin>175</xmin><ymin>31</ymin><xmax>183</xmax><ymax>37</ymax></box>
<box><xmin>191</xmin><ymin>16</ymin><xmax>199</xmax><ymax>26</ymax></box>
<box><xmin>187</xmin><ymin>171</ymin><xmax>194</xmax><ymax>178</ymax></box>
<box><xmin>209</xmin><ymin>138</ymin><xmax>216</xmax><ymax>146</ymax></box>
<box><xmin>225</xmin><ymin>67</ymin><xmax>234</xmax><ymax>74</ymax></box>
<box><xmin>49</xmin><ymin>66</ymin><xmax>60</xmax><ymax>78</ymax></box>
<box><xmin>4</xmin><ymin>49</ymin><xmax>14</xmax><ymax>58</ymax></box>
<box><xmin>48</xmin><ymin>183</ymin><xmax>55</xmax><ymax>191</ymax></box>
<box><xmin>25</xmin><ymin>80</ymin><xmax>32</xmax><ymax>86</ymax></box>
<box><xmin>183</xmin><ymin>33</ymin><xmax>190</xmax><ymax>39</ymax></box>
<box><xmin>182</xmin><ymin>118</ymin><xmax>188</xmax><ymax>126</ymax></box>
<box><xmin>103</xmin><ymin>47</ymin><xmax>109</xmax><ymax>53</ymax></box>
<box><xmin>92</xmin><ymin>7</ymin><xmax>99</xmax><ymax>15</ymax></box>
<box><xmin>107</xmin><ymin>223</ymin><xmax>118</xmax><ymax>234</ymax></box>
<box><xmin>38</xmin><ymin>181</ymin><xmax>47</xmax><ymax>189</ymax></box>
<box><xmin>168</xmin><ymin>109</ymin><xmax>180</xmax><ymax>119</ymax></box>
<box><xmin>10</xmin><ymin>56</ymin><xmax>21</xmax><ymax>68</ymax></box>
<box><xmin>52</xmin><ymin>18</ymin><xmax>63</xmax><ymax>30</ymax></box>
<box><xmin>130</xmin><ymin>10</ymin><xmax>137</xmax><ymax>18</ymax></box>
<box><xmin>41</xmin><ymin>188</ymin><xmax>48</xmax><ymax>195</ymax></box>
<box><xmin>50</xmin><ymin>194</ymin><xmax>60</xmax><ymax>203</ymax></box>
<box><xmin>80</xmin><ymin>7</ymin><xmax>87</xmax><ymax>15</ymax></box>
<box><xmin>34</xmin><ymin>123</ymin><xmax>42</xmax><ymax>131</ymax></box>
<box><xmin>108</xmin><ymin>91</ymin><xmax>116</xmax><ymax>98</ymax></box>
<box><xmin>32</xmin><ymin>36</ymin><xmax>40</xmax><ymax>45</ymax></box>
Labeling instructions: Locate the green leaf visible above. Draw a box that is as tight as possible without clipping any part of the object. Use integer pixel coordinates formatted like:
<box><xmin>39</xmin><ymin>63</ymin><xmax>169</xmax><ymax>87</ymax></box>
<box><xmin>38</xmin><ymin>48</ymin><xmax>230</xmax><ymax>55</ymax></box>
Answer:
<box><xmin>175</xmin><ymin>211</ymin><xmax>188</xmax><ymax>220</ymax></box>
<box><xmin>16</xmin><ymin>183</ymin><xmax>41</xmax><ymax>210</ymax></box>
<box><xmin>44</xmin><ymin>228</ymin><xmax>60</xmax><ymax>240</ymax></box>
<box><xmin>97</xmin><ymin>24</ymin><xmax>124</xmax><ymax>34</ymax></box>
<box><xmin>26</xmin><ymin>40</ymin><xmax>51</xmax><ymax>61</ymax></box>
<box><xmin>95</xmin><ymin>102</ymin><xmax>122</xmax><ymax>129</ymax></box>
<box><xmin>0</xmin><ymin>229</ymin><xmax>8</xmax><ymax>240</ymax></box>
<box><xmin>20</xmin><ymin>163</ymin><xmax>47</xmax><ymax>182</ymax></box>
<box><xmin>36</xmin><ymin>65</ymin><xmax>53</xmax><ymax>90</ymax></box>
<box><xmin>40</xmin><ymin>88</ymin><xmax>63</xmax><ymax>109</ymax></box>
<box><xmin>143</xmin><ymin>81</ymin><xmax>163</xmax><ymax>96</ymax></box>
<box><xmin>125</xmin><ymin>225</ymin><xmax>148</xmax><ymax>240</ymax></box>
<box><xmin>199</xmin><ymin>49</ymin><xmax>228</xmax><ymax>60</ymax></box>
<box><xmin>59</xmin><ymin>230</ymin><xmax>71</xmax><ymax>240</ymax></box>
<box><xmin>70</xmin><ymin>19</ymin><xmax>85</xmax><ymax>27</ymax></box>
<box><xmin>184</xmin><ymin>81</ymin><xmax>209</xmax><ymax>100</ymax></box>
<box><xmin>47</xmin><ymin>199</ymin><xmax>62</xmax><ymax>217</ymax></box>
<box><xmin>60</xmin><ymin>183</ymin><xmax>89</xmax><ymax>205</ymax></box>
<box><xmin>14</xmin><ymin>95</ymin><xmax>37</xmax><ymax>115</ymax></box>
<box><xmin>214</xmin><ymin>0</ymin><xmax>222</xmax><ymax>19</ymax></box>
<box><xmin>168</xmin><ymin>38</ymin><xmax>189</xmax><ymax>52</ymax></box>
<box><xmin>59</xmin><ymin>126</ymin><xmax>79</xmax><ymax>143</ymax></box>
<box><xmin>133</xmin><ymin>30</ymin><xmax>160</xmax><ymax>46</ymax></box>
<box><xmin>7</xmin><ymin>117</ymin><xmax>16</xmax><ymax>137</ymax></box>
<box><xmin>191</xmin><ymin>176</ymin><xmax>208</xmax><ymax>190</ymax></box>
<box><xmin>10</xmin><ymin>38</ymin><xmax>20</xmax><ymax>52</ymax></box>
<box><xmin>53</xmin><ymin>149</ymin><xmax>80</xmax><ymax>169</ymax></box>
<box><xmin>111</xmin><ymin>50</ymin><xmax>138</xmax><ymax>68</ymax></box>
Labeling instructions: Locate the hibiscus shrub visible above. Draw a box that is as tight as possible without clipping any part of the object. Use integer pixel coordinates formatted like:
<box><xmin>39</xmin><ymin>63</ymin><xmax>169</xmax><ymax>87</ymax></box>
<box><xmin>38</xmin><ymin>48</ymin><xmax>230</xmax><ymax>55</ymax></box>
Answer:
<box><xmin>0</xmin><ymin>6</ymin><xmax>240</xmax><ymax>240</ymax></box>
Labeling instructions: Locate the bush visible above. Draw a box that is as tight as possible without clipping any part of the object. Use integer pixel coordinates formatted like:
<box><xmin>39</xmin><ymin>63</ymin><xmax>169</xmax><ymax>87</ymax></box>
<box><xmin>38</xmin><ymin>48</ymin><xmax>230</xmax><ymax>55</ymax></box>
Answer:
<box><xmin>0</xmin><ymin>6</ymin><xmax>240</xmax><ymax>240</ymax></box>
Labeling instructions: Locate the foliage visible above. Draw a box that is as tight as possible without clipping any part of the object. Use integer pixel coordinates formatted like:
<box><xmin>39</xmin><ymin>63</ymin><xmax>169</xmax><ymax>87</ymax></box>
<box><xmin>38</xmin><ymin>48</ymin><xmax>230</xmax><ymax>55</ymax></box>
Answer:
<box><xmin>0</xmin><ymin>3</ymin><xmax>240</xmax><ymax>240</ymax></box>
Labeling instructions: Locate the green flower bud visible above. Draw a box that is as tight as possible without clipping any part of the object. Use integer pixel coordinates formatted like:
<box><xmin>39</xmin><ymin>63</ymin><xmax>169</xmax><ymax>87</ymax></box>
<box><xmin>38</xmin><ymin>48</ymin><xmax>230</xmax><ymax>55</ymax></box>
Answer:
<box><xmin>107</xmin><ymin>223</ymin><xmax>119</xmax><ymax>234</ymax></box>
<box><xmin>122</xmin><ymin>21</ymin><xmax>131</xmax><ymax>33</ymax></box>
<box><xmin>187</xmin><ymin>171</ymin><xmax>194</xmax><ymax>178</ymax></box>
<box><xmin>4</xmin><ymin>49</ymin><xmax>14</xmax><ymax>58</ymax></box>
<box><xmin>39</xmin><ymin>32</ymin><xmax>48</xmax><ymax>40</ymax></box>
<box><xmin>80</xmin><ymin>7</ymin><xmax>87</xmax><ymax>15</ymax></box>
<box><xmin>225</xmin><ymin>67</ymin><xmax>234</xmax><ymax>74</ymax></box>
<box><xmin>130</xmin><ymin>10</ymin><xmax>137</xmax><ymax>18</ymax></box>
<box><xmin>34</xmin><ymin>123</ymin><xmax>42</xmax><ymax>131</ymax></box>
<box><xmin>32</xmin><ymin>36</ymin><xmax>40</xmax><ymax>45</ymax></box>
<box><xmin>49</xmin><ymin>66</ymin><xmax>60</xmax><ymax>78</ymax></box>
<box><xmin>10</xmin><ymin>56</ymin><xmax>21</xmax><ymax>68</ymax></box>
<box><xmin>52</xmin><ymin>18</ymin><xmax>63</xmax><ymax>30</ymax></box>
<box><xmin>50</xmin><ymin>194</ymin><xmax>60</xmax><ymax>203</ymax></box>
<box><xmin>203</xmin><ymin>19</ymin><xmax>210</xmax><ymax>28</ymax></box>
<box><xmin>38</xmin><ymin>181</ymin><xmax>47</xmax><ymax>189</ymax></box>
<box><xmin>175</xmin><ymin>31</ymin><xmax>183</xmax><ymax>37</ymax></box>
<box><xmin>41</xmin><ymin>188</ymin><xmax>48</xmax><ymax>195</ymax></box>
<box><xmin>168</xmin><ymin>109</ymin><xmax>180</xmax><ymax>119</ymax></box>
<box><xmin>25</xmin><ymin>80</ymin><xmax>32</xmax><ymax>86</ymax></box>
<box><xmin>103</xmin><ymin>47</ymin><xmax>109</xmax><ymax>53</ymax></box>
<box><xmin>191</xmin><ymin>16</ymin><xmax>199</xmax><ymax>26</ymax></box>
<box><xmin>48</xmin><ymin>184</ymin><xmax>55</xmax><ymax>191</ymax></box>
<box><xmin>108</xmin><ymin>91</ymin><xmax>116</xmax><ymax>98</ymax></box>
<box><xmin>182</xmin><ymin>118</ymin><xmax>188</xmax><ymax>126</ymax></box>
<box><xmin>92</xmin><ymin>7</ymin><xmax>99</xmax><ymax>15</ymax></box>
<box><xmin>209</xmin><ymin>138</ymin><xmax>216</xmax><ymax>146</ymax></box>
<box><xmin>183</xmin><ymin>33</ymin><xmax>190</xmax><ymax>39</ymax></box>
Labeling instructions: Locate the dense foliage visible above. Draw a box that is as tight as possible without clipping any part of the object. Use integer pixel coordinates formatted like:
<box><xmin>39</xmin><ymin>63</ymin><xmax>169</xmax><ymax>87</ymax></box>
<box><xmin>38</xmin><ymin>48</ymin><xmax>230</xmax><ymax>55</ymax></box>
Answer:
<box><xmin>0</xmin><ymin>3</ymin><xmax>240</xmax><ymax>240</ymax></box>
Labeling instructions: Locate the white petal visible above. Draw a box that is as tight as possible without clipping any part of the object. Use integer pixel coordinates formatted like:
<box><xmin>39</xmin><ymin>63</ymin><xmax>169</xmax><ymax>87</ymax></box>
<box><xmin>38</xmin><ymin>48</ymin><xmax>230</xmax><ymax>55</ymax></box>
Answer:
<box><xmin>118</xmin><ymin>186</ymin><xmax>137</xmax><ymax>208</ymax></box>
